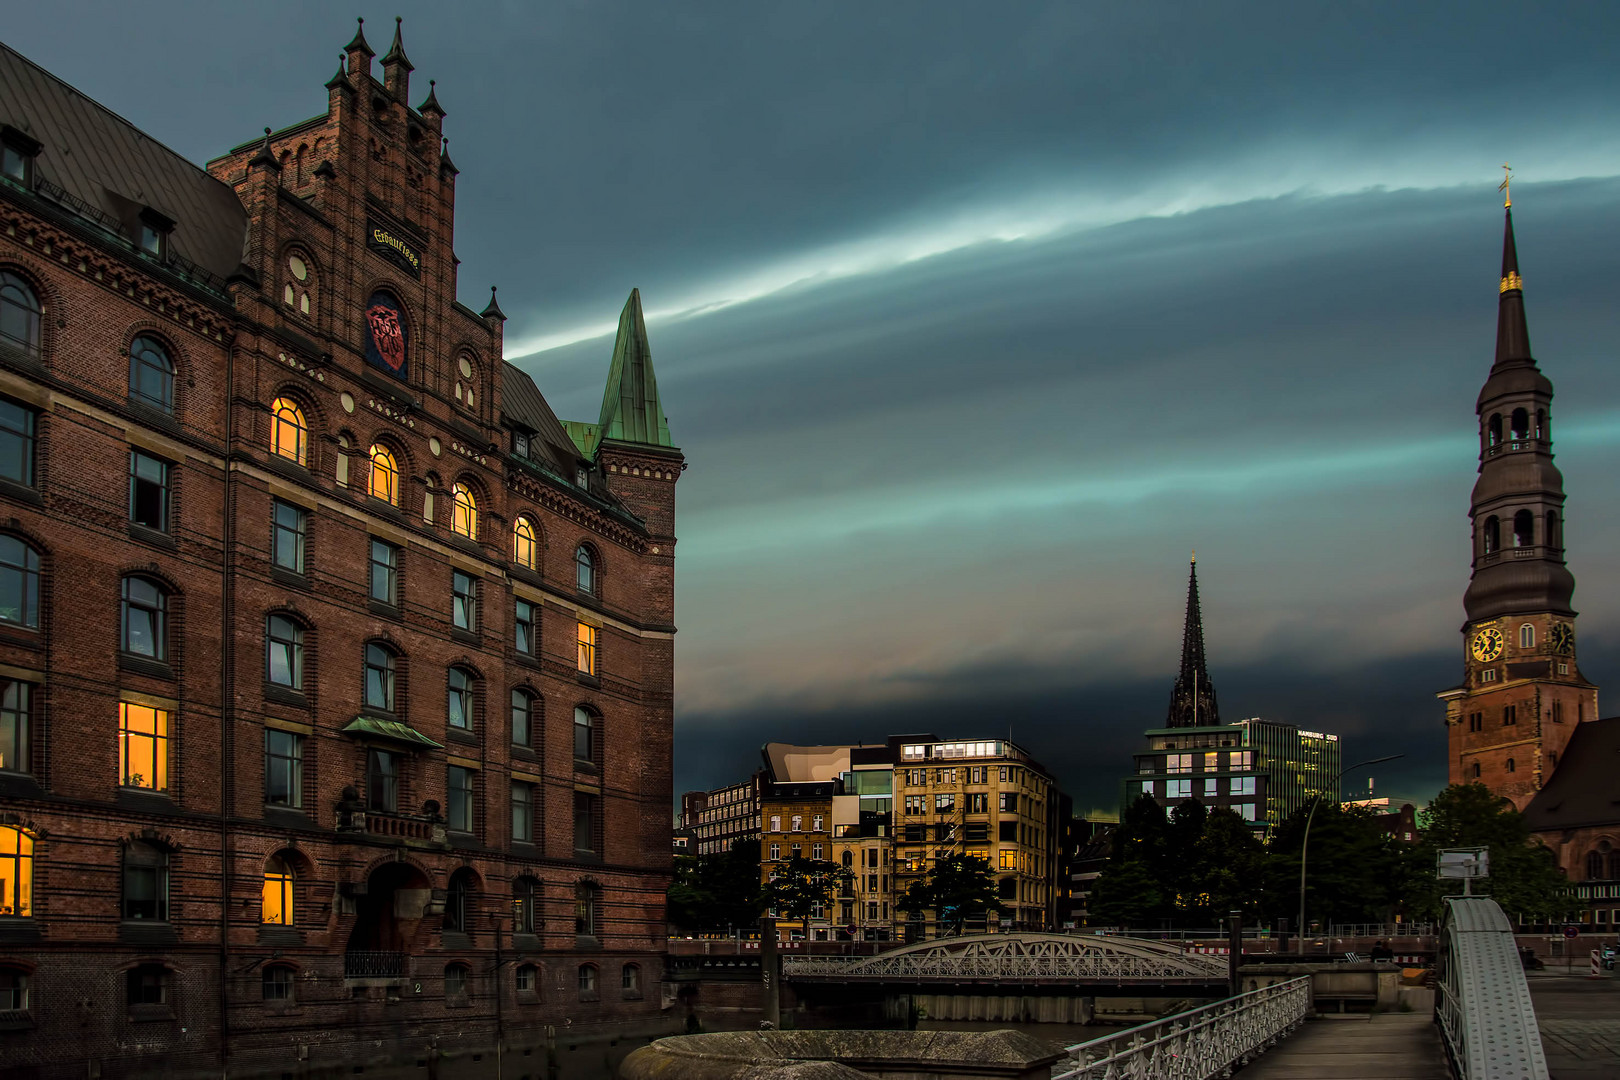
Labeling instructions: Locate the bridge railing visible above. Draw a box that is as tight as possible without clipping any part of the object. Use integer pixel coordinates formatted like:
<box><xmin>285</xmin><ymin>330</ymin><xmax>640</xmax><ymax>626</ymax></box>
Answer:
<box><xmin>783</xmin><ymin>954</ymin><xmax>1224</xmax><ymax>982</ymax></box>
<box><xmin>1056</xmin><ymin>976</ymin><xmax>1311</xmax><ymax>1080</ymax></box>
<box><xmin>1436</xmin><ymin>897</ymin><xmax>1548</xmax><ymax>1080</ymax></box>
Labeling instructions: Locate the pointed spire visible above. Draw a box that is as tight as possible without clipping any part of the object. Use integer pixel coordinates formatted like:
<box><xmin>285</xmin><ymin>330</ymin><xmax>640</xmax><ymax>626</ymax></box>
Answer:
<box><xmin>439</xmin><ymin>137</ymin><xmax>458</xmax><ymax>178</ymax></box>
<box><xmin>1165</xmin><ymin>554</ymin><xmax>1220</xmax><ymax>728</ymax></box>
<box><xmin>344</xmin><ymin>17</ymin><xmax>373</xmax><ymax>58</ymax></box>
<box><xmin>325</xmin><ymin>53</ymin><xmax>349</xmax><ymax>91</ymax></box>
<box><xmin>382</xmin><ymin>16</ymin><xmax>414</xmax><ymax>69</ymax></box>
<box><xmin>1495</xmin><ymin>206</ymin><xmax>1532</xmax><ymax>366</ymax></box>
<box><xmin>480</xmin><ymin>286</ymin><xmax>506</xmax><ymax>322</ymax></box>
<box><xmin>418</xmin><ymin>79</ymin><xmax>444</xmax><ymax>117</ymax></box>
<box><xmin>595</xmin><ymin>289</ymin><xmax>675</xmax><ymax>449</ymax></box>
<box><xmin>248</xmin><ymin>127</ymin><xmax>281</xmax><ymax>172</ymax></box>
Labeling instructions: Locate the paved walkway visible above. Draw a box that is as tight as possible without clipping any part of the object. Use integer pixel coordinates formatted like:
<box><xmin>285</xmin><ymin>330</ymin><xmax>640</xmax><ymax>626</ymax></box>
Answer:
<box><xmin>1527</xmin><ymin>972</ymin><xmax>1620</xmax><ymax>1079</ymax></box>
<box><xmin>1237</xmin><ymin>1014</ymin><xmax>1449</xmax><ymax>1079</ymax></box>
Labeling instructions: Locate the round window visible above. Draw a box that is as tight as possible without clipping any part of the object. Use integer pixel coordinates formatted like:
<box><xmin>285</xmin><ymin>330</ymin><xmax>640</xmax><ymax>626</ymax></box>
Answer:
<box><xmin>289</xmin><ymin>254</ymin><xmax>308</xmax><ymax>281</ymax></box>
<box><xmin>458</xmin><ymin>356</ymin><xmax>473</xmax><ymax>379</ymax></box>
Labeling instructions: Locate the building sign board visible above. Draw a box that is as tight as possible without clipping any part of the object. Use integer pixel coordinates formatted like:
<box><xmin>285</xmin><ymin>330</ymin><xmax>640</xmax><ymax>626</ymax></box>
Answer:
<box><xmin>367</xmin><ymin>218</ymin><xmax>422</xmax><ymax>277</ymax></box>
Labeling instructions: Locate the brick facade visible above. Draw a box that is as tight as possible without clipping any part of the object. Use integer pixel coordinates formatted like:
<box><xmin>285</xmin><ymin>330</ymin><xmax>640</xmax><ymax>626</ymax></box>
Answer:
<box><xmin>0</xmin><ymin>22</ymin><xmax>679</xmax><ymax>1078</ymax></box>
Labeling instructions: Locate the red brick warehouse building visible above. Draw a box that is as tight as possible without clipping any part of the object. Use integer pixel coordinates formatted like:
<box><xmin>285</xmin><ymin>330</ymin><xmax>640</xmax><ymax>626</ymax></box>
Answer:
<box><xmin>0</xmin><ymin>16</ymin><xmax>683</xmax><ymax>1078</ymax></box>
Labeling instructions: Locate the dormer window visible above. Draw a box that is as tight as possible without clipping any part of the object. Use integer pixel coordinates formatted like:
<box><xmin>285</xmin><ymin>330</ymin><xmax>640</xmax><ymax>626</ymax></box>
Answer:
<box><xmin>0</xmin><ymin>127</ymin><xmax>40</xmax><ymax>188</ymax></box>
<box><xmin>136</xmin><ymin>209</ymin><xmax>173</xmax><ymax>261</ymax></box>
<box><xmin>513</xmin><ymin>432</ymin><xmax>529</xmax><ymax>459</ymax></box>
<box><xmin>575</xmin><ymin>466</ymin><xmax>588</xmax><ymax>488</ymax></box>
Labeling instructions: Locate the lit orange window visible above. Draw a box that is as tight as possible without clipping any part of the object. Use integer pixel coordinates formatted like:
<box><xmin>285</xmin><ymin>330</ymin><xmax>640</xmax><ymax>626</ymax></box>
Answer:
<box><xmin>368</xmin><ymin>444</ymin><xmax>398</xmax><ymax>505</ymax></box>
<box><xmin>0</xmin><ymin>825</ymin><xmax>31</xmax><ymax>917</ymax></box>
<box><xmin>262</xmin><ymin>855</ymin><xmax>293</xmax><ymax>925</ymax></box>
<box><xmin>270</xmin><ymin>397</ymin><xmax>307</xmax><ymax>465</ymax></box>
<box><xmin>118</xmin><ymin>702</ymin><xmax>169</xmax><ymax>791</ymax></box>
<box><xmin>451</xmin><ymin>482</ymin><xmax>478</xmax><ymax>540</ymax></box>
<box><xmin>513</xmin><ymin>517</ymin><xmax>537</xmax><ymax>570</ymax></box>
<box><xmin>577</xmin><ymin>622</ymin><xmax>598</xmax><ymax>676</ymax></box>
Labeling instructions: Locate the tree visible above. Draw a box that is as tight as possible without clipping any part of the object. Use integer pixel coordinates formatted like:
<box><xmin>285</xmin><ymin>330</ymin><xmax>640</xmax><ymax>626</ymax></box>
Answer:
<box><xmin>1187</xmin><ymin>807</ymin><xmax>1267</xmax><ymax>922</ymax></box>
<box><xmin>1266</xmin><ymin>802</ymin><xmax>1410</xmax><ymax>928</ymax></box>
<box><xmin>664</xmin><ymin>838</ymin><xmax>765</xmax><ymax>935</ymax></box>
<box><xmin>1089</xmin><ymin>856</ymin><xmax>1164</xmax><ymax>927</ymax></box>
<box><xmin>897</xmin><ymin>853</ymin><xmax>1006</xmax><ymax>935</ymax></box>
<box><xmin>761</xmin><ymin>855</ymin><xmax>852</xmax><ymax>938</ymax></box>
<box><xmin>1409</xmin><ymin>783</ymin><xmax>1575</xmax><ymax>922</ymax></box>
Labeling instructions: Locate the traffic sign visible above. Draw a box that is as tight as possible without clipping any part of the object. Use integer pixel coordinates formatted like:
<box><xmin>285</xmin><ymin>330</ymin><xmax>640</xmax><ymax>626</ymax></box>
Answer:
<box><xmin>1563</xmin><ymin>925</ymin><xmax>1579</xmax><ymax>939</ymax></box>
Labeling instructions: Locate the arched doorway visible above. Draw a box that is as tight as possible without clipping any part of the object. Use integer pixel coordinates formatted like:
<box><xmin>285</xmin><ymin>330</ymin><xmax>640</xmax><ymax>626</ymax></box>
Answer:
<box><xmin>344</xmin><ymin>862</ymin><xmax>432</xmax><ymax>979</ymax></box>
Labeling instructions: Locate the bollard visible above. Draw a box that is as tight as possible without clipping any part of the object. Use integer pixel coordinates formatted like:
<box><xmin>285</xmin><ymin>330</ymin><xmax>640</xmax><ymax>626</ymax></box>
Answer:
<box><xmin>1590</xmin><ymin>949</ymin><xmax>1601</xmax><ymax>980</ymax></box>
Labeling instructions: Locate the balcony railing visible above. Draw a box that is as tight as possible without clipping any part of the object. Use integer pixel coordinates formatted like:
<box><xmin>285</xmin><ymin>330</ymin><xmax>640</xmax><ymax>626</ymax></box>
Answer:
<box><xmin>344</xmin><ymin>951</ymin><xmax>407</xmax><ymax>979</ymax></box>
<box><xmin>365</xmin><ymin>811</ymin><xmax>437</xmax><ymax>840</ymax></box>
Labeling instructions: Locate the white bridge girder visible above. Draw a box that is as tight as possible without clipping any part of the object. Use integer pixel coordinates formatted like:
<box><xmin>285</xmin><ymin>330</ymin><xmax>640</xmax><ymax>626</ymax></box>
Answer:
<box><xmin>782</xmin><ymin>932</ymin><xmax>1228</xmax><ymax>984</ymax></box>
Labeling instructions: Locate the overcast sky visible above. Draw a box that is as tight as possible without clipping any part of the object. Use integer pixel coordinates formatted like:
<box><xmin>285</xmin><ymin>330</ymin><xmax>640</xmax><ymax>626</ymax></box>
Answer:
<box><xmin>11</xmin><ymin>2</ymin><xmax>1620</xmax><ymax>813</ymax></box>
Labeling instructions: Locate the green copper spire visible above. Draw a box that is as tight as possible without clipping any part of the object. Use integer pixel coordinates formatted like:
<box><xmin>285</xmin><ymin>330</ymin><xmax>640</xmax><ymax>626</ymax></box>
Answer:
<box><xmin>594</xmin><ymin>288</ymin><xmax>673</xmax><ymax>450</ymax></box>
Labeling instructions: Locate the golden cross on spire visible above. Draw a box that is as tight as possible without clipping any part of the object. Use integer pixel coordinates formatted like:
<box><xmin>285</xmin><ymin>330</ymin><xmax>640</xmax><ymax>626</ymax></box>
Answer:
<box><xmin>1499</xmin><ymin>163</ymin><xmax>1513</xmax><ymax>208</ymax></box>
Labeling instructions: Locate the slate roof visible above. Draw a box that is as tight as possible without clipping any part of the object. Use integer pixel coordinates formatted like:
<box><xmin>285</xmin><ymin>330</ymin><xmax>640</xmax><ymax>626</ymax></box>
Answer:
<box><xmin>0</xmin><ymin>40</ymin><xmax>247</xmax><ymax>277</ymax></box>
<box><xmin>1522</xmin><ymin>716</ymin><xmax>1620</xmax><ymax>832</ymax></box>
<box><xmin>501</xmin><ymin>361</ymin><xmax>585</xmax><ymax>475</ymax></box>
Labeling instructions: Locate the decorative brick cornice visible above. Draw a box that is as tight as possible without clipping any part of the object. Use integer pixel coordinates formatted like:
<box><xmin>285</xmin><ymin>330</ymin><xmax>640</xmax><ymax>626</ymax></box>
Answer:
<box><xmin>504</xmin><ymin>468</ymin><xmax>649</xmax><ymax>552</ymax></box>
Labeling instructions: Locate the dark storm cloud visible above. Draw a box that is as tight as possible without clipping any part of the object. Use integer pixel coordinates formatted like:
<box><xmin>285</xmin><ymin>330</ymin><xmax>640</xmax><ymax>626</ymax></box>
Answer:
<box><xmin>7</xmin><ymin>3</ymin><xmax>1620</xmax><ymax>810</ymax></box>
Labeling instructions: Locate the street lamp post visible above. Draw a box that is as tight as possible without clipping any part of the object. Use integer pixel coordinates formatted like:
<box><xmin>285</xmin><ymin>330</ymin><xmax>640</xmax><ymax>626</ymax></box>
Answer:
<box><xmin>1296</xmin><ymin>754</ymin><xmax>1403</xmax><ymax>953</ymax></box>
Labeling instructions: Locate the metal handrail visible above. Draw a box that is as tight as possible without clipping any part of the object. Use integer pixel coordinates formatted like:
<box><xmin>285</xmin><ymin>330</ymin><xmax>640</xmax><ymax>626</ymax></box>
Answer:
<box><xmin>1057</xmin><ymin>976</ymin><xmax>1311</xmax><ymax>1080</ymax></box>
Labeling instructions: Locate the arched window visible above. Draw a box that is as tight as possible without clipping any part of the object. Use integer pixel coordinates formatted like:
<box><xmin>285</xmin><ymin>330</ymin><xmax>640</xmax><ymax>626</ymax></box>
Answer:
<box><xmin>1546</xmin><ymin>512</ymin><xmax>1561</xmax><ymax>550</ymax></box>
<box><xmin>0</xmin><ymin>535</ymin><xmax>40</xmax><ymax>629</ymax></box>
<box><xmin>1519</xmin><ymin>624</ymin><xmax>1535</xmax><ymax>650</ymax></box>
<box><xmin>511</xmin><ymin>689</ymin><xmax>534</xmax><ymax>747</ymax></box>
<box><xmin>262</xmin><ymin>855</ymin><xmax>294</xmax><ymax>925</ymax></box>
<box><xmin>364</xmin><ymin>643</ymin><xmax>396</xmax><ymax>712</ymax></box>
<box><xmin>1513</xmin><ymin>509</ymin><xmax>1534</xmax><ymax>548</ymax></box>
<box><xmin>262</xmin><ymin>964</ymin><xmax>295</xmax><ymax>1002</ymax></box>
<box><xmin>1609</xmin><ymin>852</ymin><xmax>1620</xmax><ymax>880</ymax></box>
<box><xmin>129</xmin><ymin>336</ymin><xmax>174</xmax><ymax>412</ymax></box>
<box><xmin>284</xmin><ymin>251</ymin><xmax>315</xmax><ymax>318</ymax></box>
<box><xmin>445</xmin><ymin>869</ymin><xmax>475</xmax><ymax>933</ymax></box>
<box><xmin>0</xmin><ymin>825</ymin><xmax>33</xmax><ymax>916</ymax></box>
<box><xmin>1487</xmin><ymin>413</ymin><xmax>1502</xmax><ymax>447</ymax></box>
<box><xmin>444</xmin><ymin>962</ymin><xmax>470</xmax><ymax>999</ymax></box>
<box><xmin>622</xmin><ymin>963</ymin><xmax>641</xmax><ymax>996</ymax></box>
<box><xmin>513</xmin><ymin>517</ymin><xmax>538</xmax><ymax>571</ymax></box>
<box><xmin>1510</xmin><ymin>407</ymin><xmax>1529</xmax><ymax>442</ymax></box>
<box><xmin>368</xmin><ymin>444</ymin><xmax>399</xmax><ymax>505</ymax></box>
<box><xmin>1483</xmin><ymin>516</ymin><xmax>1500</xmax><ymax>555</ymax></box>
<box><xmin>123</xmin><ymin>841</ymin><xmax>169</xmax><ymax>921</ymax></box>
<box><xmin>576</xmin><ymin>545</ymin><xmax>595</xmax><ymax>594</ymax></box>
<box><xmin>270</xmin><ymin>397</ymin><xmax>307</xmax><ymax>465</ymax></box>
<box><xmin>841</xmin><ymin>850</ymin><xmax>853</xmax><ymax>869</ymax></box>
<box><xmin>447</xmin><ymin>667</ymin><xmax>473</xmax><ymax>731</ymax></box>
<box><xmin>121</xmin><ymin>576</ymin><xmax>168</xmax><ymax>658</ymax></box>
<box><xmin>515</xmin><ymin>963</ymin><xmax>538</xmax><ymax>995</ymax></box>
<box><xmin>0</xmin><ymin>272</ymin><xmax>42</xmax><ymax>354</ymax></box>
<box><xmin>577</xmin><ymin>963</ymin><xmax>598</xmax><ymax>998</ymax></box>
<box><xmin>0</xmin><ymin>967</ymin><xmax>29</xmax><ymax>1011</ymax></box>
<box><xmin>1588</xmin><ymin>851</ymin><xmax>1604</xmax><ymax>880</ymax></box>
<box><xmin>513</xmin><ymin>876</ymin><xmax>538</xmax><ymax>934</ymax></box>
<box><xmin>451</xmin><ymin>482</ymin><xmax>478</xmax><ymax>540</ymax></box>
<box><xmin>1506</xmin><ymin>758</ymin><xmax>1516</xmax><ymax>773</ymax></box>
<box><xmin>267</xmin><ymin>614</ymin><xmax>304</xmax><ymax>688</ymax></box>
<box><xmin>1469</xmin><ymin>762</ymin><xmax>1480</xmax><ymax>778</ymax></box>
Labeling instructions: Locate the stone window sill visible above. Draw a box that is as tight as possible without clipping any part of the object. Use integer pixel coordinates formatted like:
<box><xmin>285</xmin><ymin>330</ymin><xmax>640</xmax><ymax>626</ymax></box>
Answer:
<box><xmin>118</xmin><ymin>652</ymin><xmax>175</xmax><ymax>680</ymax></box>
<box><xmin>127</xmin><ymin>1003</ymin><xmax>176</xmax><ymax>1023</ymax></box>
<box><xmin>127</xmin><ymin>523</ymin><xmax>178</xmax><ymax>551</ymax></box>
<box><xmin>264</xmin><ymin>683</ymin><xmax>309</xmax><ymax>708</ymax></box>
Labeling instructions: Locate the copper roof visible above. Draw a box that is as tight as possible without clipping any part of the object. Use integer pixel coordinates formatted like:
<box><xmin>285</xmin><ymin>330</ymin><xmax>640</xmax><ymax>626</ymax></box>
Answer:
<box><xmin>0</xmin><ymin>40</ymin><xmax>247</xmax><ymax>277</ymax></box>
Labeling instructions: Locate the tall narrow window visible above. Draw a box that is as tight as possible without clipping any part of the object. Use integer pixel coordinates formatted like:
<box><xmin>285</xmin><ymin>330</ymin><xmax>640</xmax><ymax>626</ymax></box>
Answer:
<box><xmin>1487</xmin><ymin>413</ymin><xmax>1502</xmax><ymax>447</ymax></box>
<box><xmin>445</xmin><ymin>870</ymin><xmax>473</xmax><ymax>932</ymax></box>
<box><xmin>513</xmin><ymin>878</ymin><xmax>537</xmax><ymax>933</ymax></box>
<box><xmin>126</xmin><ymin>964</ymin><xmax>168</xmax><ymax>1004</ymax></box>
<box><xmin>0</xmin><ymin>398</ymin><xmax>35</xmax><ymax>486</ymax></box>
<box><xmin>272</xmin><ymin>500</ymin><xmax>306</xmax><ymax>573</ymax></box>
<box><xmin>577</xmin><ymin>622</ymin><xmax>598</xmax><ymax>676</ymax></box>
<box><xmin>122</xmin><ymin>842</ymin><xmax>168</xmax><ymax>920</ymax></box>
<box><xmin>118</xmin><ymin>703</ymin><xmax>169</xmax><ymax>790</ymax></box>
<box><xmin>0</xmin><ymin>273</ymin><xmax>41</xmax><ymax>355</ymax></box>
<box><xmin>448</xmin><ymin>766</ymin><xmax>474</xmax><ymax>832</ymax></box>
<box><xmin>514</xmin><ymin>599</ymin><xmax>535</xmax><ymax>656</ymax></box>
<box><xmin>447</xmin><ymin>667</ymin><xmax>472</xmax><ymax>730</ymax></box>
<box><xmin>128</xmin><ymin>451</ymin><xmax>170</xmax><ymax>531</ymax></box>
<box><xmin>364</xmin><ymin>643</ymin><xmax>396</xmax><ymax>711</ymax></box>
<box><xmin>451</xmin><ymin>482</ymin><xmax>478</xmax><ymax>539</ymax></box>
<box><xmin>574</xmin><ymin>706</ymin><xmax>595</xmax><ymax>764</ymax></box>
<box><xmin>452</xmin><ymin>571</ymin><xmax>477</xmax><ymax>631</ymax></box>
<box><xmin>264</xmin><ymin>729</ymin><xmax>303</xmax><ymax>807</ymax></box>
<box><xmin>574</xmin><ymin>792</ymin><xmax>599</xmax><ymax>854</ymax></box>
<box><xmin>1510</xmin><ymin>408</ymin><xmax>1529</xmax><ymax>442</ymax></box>
<box><xmin>261</xmin><ymin>855</ymin><xmax>294</xmax><ymax>925</ymax></box>
<box><xmin>369</xmin><ymin>539</ymin><xmax>398</xmax><ymax>605</ymax></box>
<box><xmin>129</xmin><ymin>336</ymin><xmax>174</xmax><ymax>412</ymax></box>
<box><xmin>368</xmin><ymin>444</ymin><xmax>398</xmax><ymax>505</ymax></box>
<box><xmin>1506</xmin><ymin>758</ymin><xmax>1516</xmax><ymax>773</ymax></box>
<box><xmin>578</xmin><ymin>964</ymin><xmax>598</xmax><ymax>998</ymax></box>
<box><xmin>513</xmin><ymin>518</ymin><xmax>538</xmax><ymax>571</ymax></box>
<box><xmin>0</xmin><ymin>826</ymin><xmax>32</xmax><ymax>917</ymax></box>
<box><xmin>1513</xmin><ymin>509</ymin><xmax>1534</xmax><ymax>548</ymax></box>
<box><xmin>1519</xmin><ymin>623</ymin><xmax>1535</xmax><ymax>650</ymax></box>
<box><xmin>1483</xmin><ymin>516</ymin><xmax>1500</xmax><ymax>555</ymax></box>
<box><xmin>366</xmin><ymin>748</ymin><xmax>396</xmax><ymax>811</ymax></box>
<box><xmin>574</xmin><ymin>881</ymin><xmax>599</xmax><ymax>935</ymax></box>
<box><xmin>266</xmin><ymin>615</ymin><xmax>304</xmax><ymax>688</ymax></box>
<box><xmin>512</xmin><ymin>781</ymin><xmax>533</xmax><ymax>843</ymax></box>
<box><xmin>270</xmin><ymin>398</ymin><xmax>308</xmax><ymax>465</ymax></box>
<box><xmin>121</xmin><ymin>576</ymin><xmax>167</xmax><ymax>658</ymax></box>
<box><xmin>576</xmin><ymin>545</ymin><xmax>595</xmax><ymax>594</ymax></box>
<box><xmin>0</xmin><ymin>536</ymin><xmax>40</xmax><ymax>628</ymax></box>
<box><xmin>511</xmin><ymin>689</ymin><xmax>534</xmax><ymax>747</ymax></box>
<box><xmin>622</xmin><ymin>963</ymin><xmax>641</xmax><ymax>996</ymax></box>
<box><xmin>0</xmin><ymin>681</ymin><xmax>29</xmax><ymax>774</ymax></box>
<box><xmin>1547</xmin><ymin>511</ymin><xmax>1561</xmax><ymax>550</ymax></box>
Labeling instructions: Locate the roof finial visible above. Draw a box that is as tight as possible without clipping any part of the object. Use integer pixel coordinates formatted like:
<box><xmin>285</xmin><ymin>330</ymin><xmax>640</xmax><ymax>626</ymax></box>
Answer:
<box><xmin>248</xmin><ymin>127</ymin><xmax>281</xmax><ymax>171</ymax></box>
<box><xmin>344</xmin><ymin>16</ymin><xmax>373</xmax><ymax>58</ymax></box>
<box><xmin>1499</xmin><ymin>162</ymin><xmax>1513</xmax><ymax>208</ymax></box>
<box><xmin>1190</xmin><ymin>549</ymin><xmax>1196</xmax><ymax>564</ymax></box>
<box><xmin>480</xmin><ymin>285</ymin><xmax>507</xmax><ymax>322</ymax></box>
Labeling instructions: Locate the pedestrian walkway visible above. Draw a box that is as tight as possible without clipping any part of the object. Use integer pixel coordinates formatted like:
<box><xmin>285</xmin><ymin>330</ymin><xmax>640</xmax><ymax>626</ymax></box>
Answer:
<box><xmin>1237</xmin><ymin>1013</ymin><xmax>1449</xmax><ymax>1079</ymax></box>
<box><xmin>1527</xmin><ymin>972</ymin><xmax>1620</xmax><ymax>1079</ymax></box>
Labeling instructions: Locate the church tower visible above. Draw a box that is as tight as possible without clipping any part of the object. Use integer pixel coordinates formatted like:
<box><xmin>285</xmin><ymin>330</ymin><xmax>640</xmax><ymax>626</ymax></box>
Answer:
<box><xmin>1166</xmin><ymin>555</ymin><xmax>1221</xmax><ymax>728</ymax></box>
<box><xmin>1438</xmin><ymin>194</ymin><xmax>1598</xmax><ymax>808</ymax></box>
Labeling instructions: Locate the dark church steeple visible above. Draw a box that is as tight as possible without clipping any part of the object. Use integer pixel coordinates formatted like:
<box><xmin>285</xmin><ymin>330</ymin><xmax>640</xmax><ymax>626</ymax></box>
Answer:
<box><xmin>1166</xmin><ymin>554</ymin><xmax>1221</xmax><ymax>728</ymax></box>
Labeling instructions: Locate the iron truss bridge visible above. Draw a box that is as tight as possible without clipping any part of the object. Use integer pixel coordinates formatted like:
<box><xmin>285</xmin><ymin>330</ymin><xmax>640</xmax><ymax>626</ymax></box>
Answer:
<box><xmin>781</xmin><ymin>933</ymin><xmax>1229</xmax><ymax>985</ymax></box>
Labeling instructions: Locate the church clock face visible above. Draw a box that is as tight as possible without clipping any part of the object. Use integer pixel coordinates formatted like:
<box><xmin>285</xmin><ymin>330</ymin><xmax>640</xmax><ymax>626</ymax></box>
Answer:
<box><xmin>1470</xmin><ymin>627</ymin><xmax>1504</xmax><ymax>663</ymax></box>
<box><xmin>1550</xmin><ymin>622</ymin><xmax>1575</xmax><ymax>655</ymax></box>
